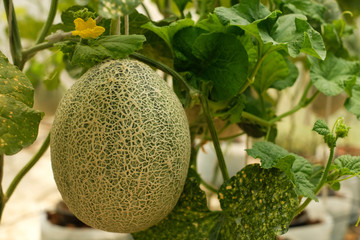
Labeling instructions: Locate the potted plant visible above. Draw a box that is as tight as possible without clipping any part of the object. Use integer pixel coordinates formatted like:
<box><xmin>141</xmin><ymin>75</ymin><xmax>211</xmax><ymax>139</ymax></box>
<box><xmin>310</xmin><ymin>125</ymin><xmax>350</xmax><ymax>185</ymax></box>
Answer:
<box><xmin>1</xmin><ymin>0</ymin><xmax>360</xmax><ymax>239</ymax></box>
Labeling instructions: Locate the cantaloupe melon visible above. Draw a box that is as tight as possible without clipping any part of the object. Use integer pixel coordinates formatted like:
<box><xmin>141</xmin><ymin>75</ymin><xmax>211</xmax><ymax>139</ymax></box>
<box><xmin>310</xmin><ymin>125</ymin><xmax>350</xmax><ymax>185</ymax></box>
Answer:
<box><xmin>50</xmin><ymin>59</ymin><xmax>191</xmax><ymax>233</ymax></box>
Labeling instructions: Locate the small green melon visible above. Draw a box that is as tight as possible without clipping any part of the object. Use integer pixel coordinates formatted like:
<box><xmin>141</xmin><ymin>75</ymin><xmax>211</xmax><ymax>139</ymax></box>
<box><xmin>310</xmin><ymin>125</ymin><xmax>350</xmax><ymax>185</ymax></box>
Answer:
<box><xmin>50</xmin><ymin>59</ymin><xmax>191</xmax><ymax>233</ymax></box>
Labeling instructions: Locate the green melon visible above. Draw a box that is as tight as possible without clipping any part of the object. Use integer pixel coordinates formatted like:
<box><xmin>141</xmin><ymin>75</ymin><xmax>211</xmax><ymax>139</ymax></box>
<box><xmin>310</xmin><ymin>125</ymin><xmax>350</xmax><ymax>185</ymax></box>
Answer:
<box><xmin>50</xmin><ymin>59</ymin><xmax>191</xmax><ymax>233</ymax></box>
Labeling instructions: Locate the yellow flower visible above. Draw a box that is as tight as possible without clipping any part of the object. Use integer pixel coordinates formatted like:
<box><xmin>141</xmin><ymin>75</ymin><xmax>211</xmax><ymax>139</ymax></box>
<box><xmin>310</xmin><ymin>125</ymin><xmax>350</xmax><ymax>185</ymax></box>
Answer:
<box><xmin>72</xmin><ymin>18</ymin><xmax>105</xmax><ymax>39</ymax></box>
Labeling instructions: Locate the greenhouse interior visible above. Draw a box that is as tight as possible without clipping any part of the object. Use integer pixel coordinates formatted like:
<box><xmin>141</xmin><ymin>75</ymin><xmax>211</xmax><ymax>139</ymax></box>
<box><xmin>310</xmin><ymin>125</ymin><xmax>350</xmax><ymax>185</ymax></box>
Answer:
<box><xmin>2</xmin><ymin>0</ymin><xmax>360</xmax><ymax>240</ymax></box>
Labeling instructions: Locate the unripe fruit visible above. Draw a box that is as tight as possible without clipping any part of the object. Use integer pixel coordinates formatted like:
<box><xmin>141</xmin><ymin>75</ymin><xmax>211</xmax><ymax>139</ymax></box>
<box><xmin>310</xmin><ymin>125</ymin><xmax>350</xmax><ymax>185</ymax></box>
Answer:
<box><xmin>50</xmin><ymin>59</ymin><xmax>191</xmax><ymax>233</ymax></box>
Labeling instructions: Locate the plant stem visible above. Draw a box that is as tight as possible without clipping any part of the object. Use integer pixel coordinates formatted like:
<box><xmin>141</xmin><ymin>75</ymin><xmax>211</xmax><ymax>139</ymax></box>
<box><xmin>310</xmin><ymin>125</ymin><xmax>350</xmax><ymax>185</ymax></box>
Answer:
<box><xmin>4</xmin><ymin>133</ymin><xmax>50</xmax><ymax>206</ymax></box>
<box><xmin>200</xmin><ymin>177</ymin><xmax>218</xmax><ymax>193</ymax></box>
<box><xmin>36</xmin><ymin>0</ymin><xmax>58</xmax><ymax>44</ymax></box>
<box><xmin>0</xmin><ymin>154</ymin><xmax>4</xmax><ymax>222</ymax></box>
<box><xmin>239</xmin><ymin>44</ymin><xmax>268</xmax><ymax>94</ymax></box>
<box><xmin>211</xmin><ymin>132</ymin><xmax>245</xmax><ymax>141</ymax></box>
<box><xmin>240</xmin><ymin>83</ymin><xmax>319</xmax><ymax>128</ymax></box>
<box><xmin>22</xmin><ymin>42</ymin><xmax>55</xmax><ymax>59</ymax></box>
<box><xmin>268</xmin><ymin>83</ymin><xmax>319</xmax><ymax>125</ymax></box>
<box><xmin>199</xmin><ymin>94</ymin><xmax>230</xmax><ymax>182</ymax></box>
<box><xmin>294</xmin><ymin>146</ymin><xmax>335</xmax><ymax>216</ymax></box>
<box><xmin>4</xmin><ymin>0</ymin><xmax>22</xmax><ymax>67</ymax></box>
<box><xmin>124</xmin><ymin>15</ymin><xmax>129</xmax><ymax>35</ymax></box>
<box><xmin>19</xmin><ymin>0</ymin><xmax>59</xmax><ymax>67</ymax></box>
<box><xmin>130</xmin><ymin>52</ymin><xmax>199</xmax><ymax>96</ymax></box>
<box><xmin>241</xmin><ymin>111</ymin><xmax>272</xmax><ymax>127</ymax></box>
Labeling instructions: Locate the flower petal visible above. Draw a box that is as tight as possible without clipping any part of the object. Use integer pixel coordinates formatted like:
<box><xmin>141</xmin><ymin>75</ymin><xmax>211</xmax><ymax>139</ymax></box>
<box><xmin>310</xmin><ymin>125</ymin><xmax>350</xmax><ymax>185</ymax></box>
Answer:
<box><xmin>72</xmin><ymin>17</ymin><xmax>105</xmax><ymax>39</ymax></box>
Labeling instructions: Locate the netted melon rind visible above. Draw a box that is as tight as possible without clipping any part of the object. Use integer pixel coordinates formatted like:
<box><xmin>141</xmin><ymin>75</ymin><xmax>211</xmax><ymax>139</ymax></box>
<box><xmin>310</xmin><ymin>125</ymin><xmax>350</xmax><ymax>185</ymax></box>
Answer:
<box><xmin>50</xmin><ymin>59</ymin><xmax>191</xmax><ymax>233</ymax></box>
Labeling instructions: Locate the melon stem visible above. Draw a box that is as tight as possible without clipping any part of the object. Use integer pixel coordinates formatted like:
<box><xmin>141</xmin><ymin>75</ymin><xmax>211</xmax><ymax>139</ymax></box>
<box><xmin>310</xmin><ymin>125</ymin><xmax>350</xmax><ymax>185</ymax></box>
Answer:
<box><xmin>199</xmin><ymin>94</ymin><xmax>230</xmax><ymax>182</ymax></box>
<box><xmin>130</xmin><ymin>52</ymin><xmax>199</xmax><ymax>97</ymax></box>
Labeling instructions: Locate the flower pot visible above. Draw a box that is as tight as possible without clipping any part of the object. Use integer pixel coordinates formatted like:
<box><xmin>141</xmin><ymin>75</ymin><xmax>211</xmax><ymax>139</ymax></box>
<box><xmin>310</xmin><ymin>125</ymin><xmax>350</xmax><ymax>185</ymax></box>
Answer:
<box><xmin>281</xmin><ymin>201</ymin><xmax>334</xmax><ymax>240</ymax></box>
<box><xmin>196</xmin><ymin>141</ymin><xmax>246</xmax><ymax>187</ymax></box>
<box><xmin>41</xmin><ymin>201</ymin><xmax>133</xmax><ymax>240</ymax></box>
<box><xmin>320</xmin><ymin>188</ymin><xmax>353</xmax><ymax>240</ymax></box>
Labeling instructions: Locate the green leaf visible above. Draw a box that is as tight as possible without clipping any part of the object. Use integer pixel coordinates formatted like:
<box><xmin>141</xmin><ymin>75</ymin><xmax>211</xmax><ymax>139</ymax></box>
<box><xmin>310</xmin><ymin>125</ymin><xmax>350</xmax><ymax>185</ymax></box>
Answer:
<box><xmin>334</xmin><ymin>155</ymin><xmax>360</xmax><ymax>177</ymax></box>
<box><xmin>246</xmin><ymin>141</ymin><xmax>316</xmax><ymax>199</ymax></box>
<box><xmin>219</xmin><ymin>164</ymin><xmax>298</xmax><ymax>238</ymax></box>
<box><xmin>196</xmin><ymin>13</ymin><xmax>227</xmax><ymax>33</ymax></box>
<box><xmin>294</xmin><ymin>174</ymin><xmax>317</xmax><ymax>200</ymax></box>
<box><xmin>132</xmin><ymin>171</ymin><xmax>221</xmax><ymax>240</ymax></box>
<box><xmin>291</xmin><ymin>153</ymin><xmax>313</xmax><ymax>179</ymax></box>
<box><xmin>122</xmin><ymin>11</ymin><xmax>173</xmax><ymax>69</ymax></box>
<box><xmin>322</xmin><ymin>19</ymin><xmax>352</xmax><ymax>59</ymax></box>
<box><xmin>0</xmin><ymin>52</ymin><xmax>43</xmax><ymax>155</ymax></box>
<box><xmin>246</xmin><ymin>141</ymin><xmax>289</xmax><ymax>169</ymax></box>
<box><xmin>173</xmin><ymin>27</ymin><xmax>207</xmax><ymax>72</ymax></box>
<box><xmin>211</xmin><ymin>94</ymin><xmax>246</xmax><ymax>124</ymax></box>
<box><xmin>173</xmin><ymin>30</ymin><xmax>249</xmax><ymax>101</ymax></box>
<box><xmin>259</xmin><ymin>14</ymin><xmax>326</xmax><ymax>59</ymax></box>
<box><xmin>214</xmin><ymin>1</ymin><xmax>280</xmax><ymax>40</ymax></box>
<box><xmin>312</xmin><ymin>119</ymin><xmax>330</xmax><ymax>136</ymax></box>
<box><xmin>192</xmin><ymin>32</ymin><xmax>248</xmax><ymax>100</ymax></box>
<box><xmin>345</xmin><ymin>77</ymin><xmax>360</xmax><ymax>119</ymax></box>
<box><xmin>270</xmin><ymin>57</ymin><xmax>299</xmax><ymax>90</ymax></box>
<box><xmin>98</xmin><ymin>0</ymin><xmax>143</xmax><ymax>18</ymax></box>
<box><xmin>281</xmin><ymin>0</ymin><xmax>326</xmax><ymax>23</ymax></box>
<box><xmin>253</xmin><ymin>51</ymin><xmax>298</xmax><ymax>93</ymax></box>
<box><xmin>310</xmin><ymin>53</ymin><xmax>360</xmax><ymax>96</ymax></box>
<box><xmin>71</xmin><ymin>35</ymin><xmax>146</xmax><ymax>67</ymax></box>
<box><xmin>291</xmin><ymin>154</ymin><xmax>318</xmax><ymax>200</ymax></box>
<box><xmin>142</xmin><ymin>18</ymin><xmax>194</xmax><ymax>50</ymax></box>
<box><xmin>238</xmin><ymin>33</ymin><xmax>258</xmax><ymax>68</ymax></box>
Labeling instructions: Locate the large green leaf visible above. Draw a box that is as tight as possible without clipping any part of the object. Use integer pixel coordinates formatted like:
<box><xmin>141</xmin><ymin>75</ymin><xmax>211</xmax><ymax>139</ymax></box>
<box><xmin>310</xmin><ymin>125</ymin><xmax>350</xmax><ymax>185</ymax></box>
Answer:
<box><xmin>259</xmin><ymin>14</ymin><xmax>326</xmax><ymax>59</ymax></box>
<box><xmin>132</xmin><ymin>171</ymin><xmax>221</xmax><ymax>240</ymax></box>
<box><xmin>192</xmin><ymin>32</ymin><xmax>248</xmax><ymax>101</ymax></box>
<box><xmin>173</xmin><ymin>30</ymin><xmax>249</xmax><ymax>101</ymax></box>
<box><xmin>0</xmin><ymin>52</ymin><xmax>43</xmax><ymax>155</ymax></box>
<box><xmin>71</xmin><ymin>35</ymin><xmax>146</xmax><ymax>67</ymax></box>
<box><xmin>253</xmin><ymin>51</ymin><xmax>298</xmax><ymax>93</ymax></box>
<box><xmin>218</xmin><ymin>164</ymin><xmax>298</xmax><ymax>239</ymax></box>
<box><xmin>98</xmin><ymin>0</ymin><xmax>143</xmax><ymax>18</ymax></box>
<box><xmin>309</xmin><ymin>53</ymin><xmax>360</xmax><ymax>96</ymax></box>
<box><xmin>345</xmin><ymin>77</ymin><xmax>360</xmax><ymax>119</ymax></box>
<box><xmin>196</xmin><ymin>13</ymin><xmax>227</xmax><ymax>33</ymax></box>
<box><xmin>246</xmin><ymin>141</ymin><xmax>316</xmax><ymax>200</ymax></box>
<box><xmin>280</xmin><ymin>0</ymin><xmax>326</xmax><ymax>23</ymax></box>
<box><xmin>142</xmin><ymin>18</ymin><xmax>194</xmax><ymax>50</ymax></box>
<box><xmin>246</xmin><ymin>141</ymin><xmax>290</xmax><ymax>169</ymax></box>
<box><xmin>134</xmin><ymin>164</ymin><xmax>300</xmax><ymax>239</ymax></box>
<box><xmin>214</xmin><ymin>0</ymin><xmax>280</xmax><ymax>40</ymax></box>
<box><xmin>173</xmin><ymin>27</ymin><xmax>207</xmax><ymax>72</ymax></box>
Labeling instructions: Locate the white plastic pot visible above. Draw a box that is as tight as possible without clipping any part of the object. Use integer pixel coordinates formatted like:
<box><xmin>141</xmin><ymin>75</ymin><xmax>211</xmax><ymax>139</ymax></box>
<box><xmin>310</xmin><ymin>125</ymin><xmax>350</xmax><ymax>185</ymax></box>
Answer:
<box><xmin>196</xmin><ymin>141</ymin><xmax>246</xmax><ymax>187</ymax></box>
<box><xmin>281</xmin><ymin>201</ymin><xmax>334</xmax><ymax>240</ymax></box>
<box><xmin>321</xmin><ymin>188</ymin><xmax>353</xmax><ymax>240</ymax></box>
<box><xmin>40</xmin><ymin>212</ymin><xmax>133</xmax><ymax>240</ymax></box>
